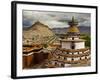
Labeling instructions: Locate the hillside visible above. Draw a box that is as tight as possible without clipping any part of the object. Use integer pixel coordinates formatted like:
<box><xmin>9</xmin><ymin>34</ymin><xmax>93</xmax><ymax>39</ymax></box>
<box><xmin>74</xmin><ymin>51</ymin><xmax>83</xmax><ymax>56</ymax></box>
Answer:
<box><xmin>23</xmin><ymin>21</ymin><xmax>57</xmax><ymax>45</ymax></box>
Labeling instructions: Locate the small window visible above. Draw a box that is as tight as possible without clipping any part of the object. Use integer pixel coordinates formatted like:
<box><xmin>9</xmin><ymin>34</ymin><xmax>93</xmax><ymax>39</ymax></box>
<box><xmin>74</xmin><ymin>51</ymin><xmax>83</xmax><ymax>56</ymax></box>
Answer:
<box><xmin>72</xmin><ymin>58</ymin><xmax>74</xmax><ymax>61</ymax></box>
<box><xmin>71</xmin><ymin>42</ymin><xmax>75</xmax><ymax>49</ymax></box>
<box><xmin>72</xmin><ymin>37</ymin><xmax>74</xmax><ymax>40</ymax></box>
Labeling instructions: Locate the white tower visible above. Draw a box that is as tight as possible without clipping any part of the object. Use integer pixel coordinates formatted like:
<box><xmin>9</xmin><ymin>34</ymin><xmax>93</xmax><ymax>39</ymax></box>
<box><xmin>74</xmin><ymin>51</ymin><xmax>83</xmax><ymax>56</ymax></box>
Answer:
<box><xmin>60</xmin><ymin>17</ymin><xmax>85</xmax><ymax>49</ymax></box>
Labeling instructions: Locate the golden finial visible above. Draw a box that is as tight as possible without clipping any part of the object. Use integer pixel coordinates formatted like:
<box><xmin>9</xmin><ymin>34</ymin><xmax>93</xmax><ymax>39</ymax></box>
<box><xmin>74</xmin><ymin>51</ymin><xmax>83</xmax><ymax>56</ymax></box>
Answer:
<box><xmin>72</xmin><ymin>16</ymin><xmax>76</xmax><ymax>22</ymax></box>
<box><xmin>68</xmin><ymin>16</ymin><xmax>78</xmax><ymax>26</ymax></box>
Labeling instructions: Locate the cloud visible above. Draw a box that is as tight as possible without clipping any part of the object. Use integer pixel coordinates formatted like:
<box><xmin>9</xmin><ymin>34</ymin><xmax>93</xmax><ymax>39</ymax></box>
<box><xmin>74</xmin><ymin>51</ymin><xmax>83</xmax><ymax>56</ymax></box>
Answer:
<box><xmin>23</xmin><ymin>10</ymin><xmax>91</xmax><ymax>28</ymax></box>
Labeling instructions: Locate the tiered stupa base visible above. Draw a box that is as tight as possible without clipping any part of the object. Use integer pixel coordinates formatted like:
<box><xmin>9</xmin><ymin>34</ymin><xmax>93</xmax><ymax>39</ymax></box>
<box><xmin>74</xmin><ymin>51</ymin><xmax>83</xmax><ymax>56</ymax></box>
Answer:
<box><xmin>45</xmin><ymin>48</ymin><xmax>91</xmax><ymax>68</ymax></box>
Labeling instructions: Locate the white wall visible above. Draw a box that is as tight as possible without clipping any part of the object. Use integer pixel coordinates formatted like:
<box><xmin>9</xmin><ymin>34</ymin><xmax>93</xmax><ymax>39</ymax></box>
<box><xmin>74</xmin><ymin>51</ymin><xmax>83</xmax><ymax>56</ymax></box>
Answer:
<box><xmin>0</xmin><ymin>0</ymin><xmax>99</xmax><ymax>80</ymax></box>
<box><xmin>61</xmin><ymin>41</ymin><xmax>85</xmax><ymax>49</ymax></box>
<box><xmin>61</xmin><ymin>42</ymin><xmax>71</xmax><ymax>49</ymax></box>
<box><xmin>75</xmin><ymin>42</ymin><xmax>85</xmax><ymax>49</ymax></box>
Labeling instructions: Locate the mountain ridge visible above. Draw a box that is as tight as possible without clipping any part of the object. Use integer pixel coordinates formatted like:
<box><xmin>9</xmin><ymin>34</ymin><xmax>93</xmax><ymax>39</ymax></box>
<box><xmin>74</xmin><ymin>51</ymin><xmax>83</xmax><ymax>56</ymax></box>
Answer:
<box><xmin>23</xmin><ymin>21</ymin><xmax>56</xmax><ymax>45</ymax></box>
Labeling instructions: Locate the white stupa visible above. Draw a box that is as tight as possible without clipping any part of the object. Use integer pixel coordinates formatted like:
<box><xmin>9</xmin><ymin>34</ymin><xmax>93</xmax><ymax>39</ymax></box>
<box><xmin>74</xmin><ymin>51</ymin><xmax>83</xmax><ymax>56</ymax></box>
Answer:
<box><xmin>46</xmin><ymin>17</ymin><xmax>91</xmax><ymax>68</ymax></box>
<box><xmin>60</xmin><ymin>16</ymin><xmax>85</xmax><ymax>49</ymax></box>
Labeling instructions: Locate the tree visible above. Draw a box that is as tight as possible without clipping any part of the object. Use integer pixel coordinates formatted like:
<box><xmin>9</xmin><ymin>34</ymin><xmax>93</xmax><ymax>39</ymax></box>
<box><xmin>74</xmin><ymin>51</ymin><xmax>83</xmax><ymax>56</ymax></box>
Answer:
<box><xmin>43</xmin><ymin>43</ymin><xmax>48</xmax><ymax>48</ymax></box>
<box><xmin>81</xmin><ymin>34</ymin><xmax>91</xmax><ymax>47</ymax></box>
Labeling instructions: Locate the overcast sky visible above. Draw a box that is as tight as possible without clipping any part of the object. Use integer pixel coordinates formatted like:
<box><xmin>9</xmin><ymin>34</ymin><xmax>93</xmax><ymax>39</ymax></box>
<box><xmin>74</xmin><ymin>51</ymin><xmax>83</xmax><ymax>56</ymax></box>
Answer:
<box><xmin>23</xmin><ymin>10</ymin><xmax>91</xmax><ymax>28</ymax></box>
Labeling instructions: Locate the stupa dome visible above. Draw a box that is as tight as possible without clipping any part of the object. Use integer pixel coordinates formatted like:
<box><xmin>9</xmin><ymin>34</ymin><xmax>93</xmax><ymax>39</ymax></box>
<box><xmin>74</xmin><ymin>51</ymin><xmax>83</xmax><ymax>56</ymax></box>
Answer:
<box><xmin>67</xmin><ymin>16</ymin><xmax>80</xmax><ymax>35</ymax></box>
<box><xmin>67</xmin><ymin>26</ymin><xmax>80</xmax><ymax>33</ymax></box>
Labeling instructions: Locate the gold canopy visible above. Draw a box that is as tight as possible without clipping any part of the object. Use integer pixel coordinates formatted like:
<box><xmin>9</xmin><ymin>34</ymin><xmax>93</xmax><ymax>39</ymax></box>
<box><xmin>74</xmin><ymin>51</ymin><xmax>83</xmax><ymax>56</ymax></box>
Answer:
<box><xmin>67</xmin><ymin>16</ymin><xmax>80</xmax><ymax>33</ymax></box>
<box><xmin>67</xmin><ymin>26</ymin><xmax>80</xmax><ymax>33</ymax></box>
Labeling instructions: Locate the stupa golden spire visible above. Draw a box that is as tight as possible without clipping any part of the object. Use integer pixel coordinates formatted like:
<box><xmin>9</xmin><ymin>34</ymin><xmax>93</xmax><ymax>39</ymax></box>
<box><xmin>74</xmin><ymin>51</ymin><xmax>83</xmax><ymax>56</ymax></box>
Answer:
<box><xmin>67</xmin><ymin>16</ymin><xmax>80</xmax><ymax>33</ymax></box>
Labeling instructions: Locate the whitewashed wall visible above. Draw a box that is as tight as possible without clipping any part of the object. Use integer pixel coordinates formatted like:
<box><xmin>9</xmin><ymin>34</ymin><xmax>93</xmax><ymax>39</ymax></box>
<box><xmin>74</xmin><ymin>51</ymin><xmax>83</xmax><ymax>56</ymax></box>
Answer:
<box><xmin>75</xmin><ymin>42</ymin><xmax>85</xmax><ymax>49</ymax></box>
<box><xmin>61</xmin><ymin>42</ymin><xmax>71</xmax><ymax>49</ymax></box>
<box><xmin>61</xmin><ymin>41</ymin><xmax>85</xmax><ymax>49</ymax></box>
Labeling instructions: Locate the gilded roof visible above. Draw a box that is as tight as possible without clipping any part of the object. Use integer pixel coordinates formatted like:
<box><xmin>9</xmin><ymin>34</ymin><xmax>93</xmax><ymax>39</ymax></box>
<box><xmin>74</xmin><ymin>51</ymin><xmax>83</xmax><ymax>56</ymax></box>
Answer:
<box><xmin>67</xmin><ymin>16</ymin><xmax>80</xmax><ymax>33</ymax></box>
<box><xmin>67</xmin><ymin>26</ymin><xmax>80</xmax><ymax>33</ymax></box>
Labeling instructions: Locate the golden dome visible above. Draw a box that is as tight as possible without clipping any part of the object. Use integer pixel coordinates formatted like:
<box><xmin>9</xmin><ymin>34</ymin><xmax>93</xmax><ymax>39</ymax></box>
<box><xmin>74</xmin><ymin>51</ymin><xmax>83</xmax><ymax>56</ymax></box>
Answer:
<box><xmin>67</xmin><ymin>26</ymin><xmax>80</xmax><ymax>33</ymax></box>
<box><xmin>67</xmin><ymin>16</ymin><xmax>80</xmax><ymax>33</ymax></box>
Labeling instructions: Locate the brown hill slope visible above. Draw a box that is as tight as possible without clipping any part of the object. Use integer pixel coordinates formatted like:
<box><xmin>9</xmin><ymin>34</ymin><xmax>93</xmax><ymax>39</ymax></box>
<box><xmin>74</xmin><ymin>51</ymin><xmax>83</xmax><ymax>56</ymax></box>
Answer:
<box><xmin>23</xmin><ymin>21</ymin><xmax>57</xmax><ymax>45</ymax></box>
